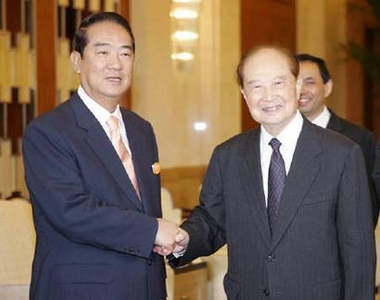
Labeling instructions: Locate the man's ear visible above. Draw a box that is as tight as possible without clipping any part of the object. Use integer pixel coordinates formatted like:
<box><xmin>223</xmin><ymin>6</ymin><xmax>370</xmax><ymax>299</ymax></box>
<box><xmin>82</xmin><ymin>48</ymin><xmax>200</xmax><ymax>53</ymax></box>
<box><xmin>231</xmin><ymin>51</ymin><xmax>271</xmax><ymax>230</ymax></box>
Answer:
<box><xmin>324</xmin><ymin>79</ymin><xmax>333</xmax><ymax>98</ymax></box>
<box><xmin>70</xmin><ymin>51</ymin><xmax>82</xmax><ymax>74</ymax></box>
<box><xmin>240</xmin><ymin>88</ymin><xmax>247</xmax><ymax>100</ymax></box>
<box><xmin>295</xmin><ymin>77</ymin><xmax>302</xmax><ymax>100</ymax></box>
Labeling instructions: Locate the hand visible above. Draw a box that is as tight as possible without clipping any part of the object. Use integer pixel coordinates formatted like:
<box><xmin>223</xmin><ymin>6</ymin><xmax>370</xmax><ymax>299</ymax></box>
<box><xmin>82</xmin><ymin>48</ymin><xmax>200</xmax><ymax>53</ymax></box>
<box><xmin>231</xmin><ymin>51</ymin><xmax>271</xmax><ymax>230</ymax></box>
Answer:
<box><xmin>153</xmin><ymin>228</ymin><xmax>189</xmax><ymax>256</ymax></box>
<box><xmin>154</xmin><ymin>218</ymin><xmax>180</xmax><ymax>255</ymax></box>
<box><xmin>173</xmin><ymin>228</ymin><xmax>189</xmax><ymax>253</ymax></box>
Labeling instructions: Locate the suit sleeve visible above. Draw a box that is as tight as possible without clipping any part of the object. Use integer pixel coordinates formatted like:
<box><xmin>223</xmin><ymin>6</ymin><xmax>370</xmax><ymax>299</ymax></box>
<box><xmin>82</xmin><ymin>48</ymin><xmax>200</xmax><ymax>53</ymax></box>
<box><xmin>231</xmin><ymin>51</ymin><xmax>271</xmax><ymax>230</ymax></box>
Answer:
<box><xmin>177</xmin><ymin>147</ymin><xmax>227</xmax><ymax>266</ymax></box>
<box><xmin>372</xmin><ymin>139</ymin><xmax>380</xmax><ymax>225</ymax></box>
<box><xmin>337</xmin><ymin>144</ymin><xmax>376</xmax><ymax>299</ymax></box>
<box><xmin>22</xmin><ymin>120</ymin><xmax>158</xmax><ymax>259</ymax></box>
<box><xmin>361</xmin><ymin>132</ymin><xmax>378</xmax><ymax>226</ymax></box>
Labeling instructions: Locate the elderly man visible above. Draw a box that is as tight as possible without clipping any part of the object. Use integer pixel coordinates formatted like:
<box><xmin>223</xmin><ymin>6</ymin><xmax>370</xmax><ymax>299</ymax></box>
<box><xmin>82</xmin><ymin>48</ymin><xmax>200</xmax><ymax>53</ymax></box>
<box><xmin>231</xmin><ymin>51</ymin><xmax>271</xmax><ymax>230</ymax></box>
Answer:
<box><xmin>166</xmin><ymin>45</ymin><xmax>376</xmax><ymax>300</ymax></box>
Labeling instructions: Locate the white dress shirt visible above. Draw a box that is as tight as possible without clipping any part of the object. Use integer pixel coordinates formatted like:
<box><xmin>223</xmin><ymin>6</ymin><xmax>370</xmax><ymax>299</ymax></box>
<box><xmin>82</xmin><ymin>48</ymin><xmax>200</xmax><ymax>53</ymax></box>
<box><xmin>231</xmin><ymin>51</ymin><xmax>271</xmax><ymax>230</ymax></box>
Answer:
<box><xmin>77</xmin><ymin>86</ymin><xmax>133</xmax><ymax>156</ymax></box>
<box><xmin>311</xmin><ymin>105</ymin><xmax>331</xmax><ymax>128</ymax></box>
<box><xmin>260</xmin><ymin>110</ymin><xmax>303</xmax><ymax>205</ymax></box>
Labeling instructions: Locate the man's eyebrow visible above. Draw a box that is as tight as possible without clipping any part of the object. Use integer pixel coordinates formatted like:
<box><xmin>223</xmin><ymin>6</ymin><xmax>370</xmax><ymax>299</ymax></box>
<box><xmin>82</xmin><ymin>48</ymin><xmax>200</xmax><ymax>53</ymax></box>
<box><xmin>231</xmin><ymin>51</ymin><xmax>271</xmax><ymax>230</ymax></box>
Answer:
<box><xmin>245</xmin><ymin>79</ymin><xmax>260</xmax><ymax>85</ymax></box>
<box><xmin>121</xmin><ymin>45</ymin><xmax>133</xmax><ymax>50</ymax></box>
<box><xmin>94</xmin><ymin>42</ymin><xmax>110</xmax><ymax>47</ymax></box>
<box><xmin>245</xmin><ymin>75</ymin><xmax>287</xmax><ymax>84</ymax></box>
<box><xmin>93</xmin><ymin>42</ymin><xmax>133</xmax><ymax>50</ymax></box>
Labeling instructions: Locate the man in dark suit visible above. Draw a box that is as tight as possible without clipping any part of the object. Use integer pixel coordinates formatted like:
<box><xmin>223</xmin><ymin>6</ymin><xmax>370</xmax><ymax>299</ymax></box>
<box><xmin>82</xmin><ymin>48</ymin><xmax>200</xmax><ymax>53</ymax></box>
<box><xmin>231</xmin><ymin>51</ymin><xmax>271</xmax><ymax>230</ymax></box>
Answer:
<box><xmin>164</xmin><ymin>46</ymin><xmax>375</xmax><ymax>299</ymax></box>
<box><xmin>296</xmin><ymin>53</ymin><xmax>378</xmax><ymax>226</ymax></box>
<box><xmin>22</xmin><ymin>12</ymin><xmax>182</xmax><ymax>300</ymax></box>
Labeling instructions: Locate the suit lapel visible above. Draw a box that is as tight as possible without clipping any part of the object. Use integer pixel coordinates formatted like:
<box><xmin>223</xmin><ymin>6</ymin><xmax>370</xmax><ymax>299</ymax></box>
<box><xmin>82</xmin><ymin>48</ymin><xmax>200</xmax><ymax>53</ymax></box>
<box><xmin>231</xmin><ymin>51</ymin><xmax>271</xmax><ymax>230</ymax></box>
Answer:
<box><xmin>121</xmin><ymin>111</ymin><xmax>158</xmax><ymax>215</ymax></box>
<box><xmin>70</xmin><ymin>95</ymin><xmax>142</xmax><ymax>209</ymax></box>
<box><xmin>270</xmin><ymin>121</ymin><xmax>322</xmax><ymax>249</ymax></box>
<box><xmin>239</xmin><ymin>130</ymin><xmax>272</xmax><ymax>244</ymax></box>
<box><xmin>327</xmin><ymin>110</ymin><xmax>343</xmax><ymax>133</ymax></box>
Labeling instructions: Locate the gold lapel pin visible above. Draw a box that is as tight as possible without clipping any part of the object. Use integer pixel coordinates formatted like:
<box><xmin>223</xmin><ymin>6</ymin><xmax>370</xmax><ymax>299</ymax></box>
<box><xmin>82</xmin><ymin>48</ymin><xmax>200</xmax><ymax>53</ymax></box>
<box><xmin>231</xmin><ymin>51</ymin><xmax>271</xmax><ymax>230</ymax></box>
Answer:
<box><xmin>152</xmin><ymin>162</ymin><xmax>161</xmax><ymax>175</ymax></box>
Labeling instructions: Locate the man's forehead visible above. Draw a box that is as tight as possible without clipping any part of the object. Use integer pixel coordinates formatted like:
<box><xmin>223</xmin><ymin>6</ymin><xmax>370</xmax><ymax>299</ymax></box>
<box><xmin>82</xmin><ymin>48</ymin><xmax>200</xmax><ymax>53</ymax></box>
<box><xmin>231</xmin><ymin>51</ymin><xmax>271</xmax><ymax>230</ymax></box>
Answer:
<box><xmin>250</xmin><ymin>48</ymin><xmax>287</xmax><ymax>61</ymax></box>
<box><xmin>244</xmin><ymin>61</ymin><xmax>291</xmax><ymax>79</ymax></box>
<box><xmin>245</xmin><ymin>50</ymin><xmax>289</xmax><ymax>70</ymax></box>
<box><xmin>86</xmin><ymin>21</ymin><xmax>130</xmax><ymax>38</ymax></box>
<box><xmin>300</xmin><ymin>61</ymin><xmax>318</xmax><ymax>70</ymax></box>
<box><xmin>299</xmin><ymin>63</ymin><xmax>322</xmax><ymax>79</ymax></box>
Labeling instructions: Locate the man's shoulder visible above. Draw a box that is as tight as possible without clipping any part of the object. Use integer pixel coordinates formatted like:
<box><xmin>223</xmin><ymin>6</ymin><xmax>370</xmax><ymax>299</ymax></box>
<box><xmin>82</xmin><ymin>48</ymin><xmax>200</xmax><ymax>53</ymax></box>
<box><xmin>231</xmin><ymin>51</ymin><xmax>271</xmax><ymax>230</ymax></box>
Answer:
<box><xmin>327</xmin><ymin>110</ymin><xmax>375</xmax><ymax>149</ymax></box>
<box><xmin>218</xmin><ymin>128</ymin><xmax>258</xmax><ymax>147</ymax></box>
<box><xmin>328</xmin><ymin>110</ymin><xmax>373</xmax><ymax>137</ymax></box>
<box><xmin>210</xmin><ymin>128</ymin><xmax>260</xmax><ymax>159</ymax></box>
<box><xmin>26</xmin><ymin>95</ymin><xmax>77</xmax><ymax>131</ymax></box>
<box><xmin>300</xmin><ymin>119</ymin><xmax>360</xmax><ymax>155</ymax></box>
<box><xmin>119</xmin><ymin>107</ymin><xmax>153</xmax><ymax>132</ymax></box>
<box><xmin>120</xmin><ymin>107</ymin><xmax>148</xmax><ymax>122</ymax></box>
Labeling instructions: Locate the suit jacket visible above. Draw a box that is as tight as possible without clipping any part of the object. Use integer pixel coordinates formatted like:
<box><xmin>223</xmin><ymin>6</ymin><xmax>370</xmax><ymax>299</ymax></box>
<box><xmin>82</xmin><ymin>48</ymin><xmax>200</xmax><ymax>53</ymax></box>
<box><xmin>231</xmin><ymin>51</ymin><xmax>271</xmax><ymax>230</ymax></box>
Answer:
<box><xmin>373</xmin><ymin>141</ymin><xmax>380</xmax><ymax>204</ymax></box>
<box><xmin>22</xmin><ymin>93</ymin><xmax>166</xmax><ymax>300</ymax></box>
<box><xmin>327</xmin><ymin>109</ymin><xmax>378</xmax><ymax>225</ymax></box>
<box><xmin>176</xmin><ymin>119</ymin><xmax>375</xmax><ymax>300</ymax></box>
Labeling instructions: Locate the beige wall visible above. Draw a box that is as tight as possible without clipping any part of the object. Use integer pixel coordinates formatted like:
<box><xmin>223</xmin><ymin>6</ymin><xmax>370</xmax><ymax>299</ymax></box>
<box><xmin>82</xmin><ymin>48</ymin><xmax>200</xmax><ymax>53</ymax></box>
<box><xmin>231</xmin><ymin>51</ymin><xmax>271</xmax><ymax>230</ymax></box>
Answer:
<box><xmin>296</xmin><ymin>0</ymin><xmax>348</xmax><ymax>117</ymax></box>
<box><xmin>131</xmin><ymin>0</ymin><xmax>353</xmax><ymax>170</ymax></box>
<box><xmin>130</xmin><ymin>0</ymin><xmax>241</xmax><ymax>168</ymax></box>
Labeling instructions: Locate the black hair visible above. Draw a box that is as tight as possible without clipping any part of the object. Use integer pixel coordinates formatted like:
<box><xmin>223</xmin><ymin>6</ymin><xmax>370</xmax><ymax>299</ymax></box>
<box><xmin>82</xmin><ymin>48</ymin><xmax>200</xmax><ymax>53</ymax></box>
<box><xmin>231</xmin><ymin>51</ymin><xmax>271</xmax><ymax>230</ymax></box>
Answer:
<box><xmin>295</xmin><ymin>53</ymin><xmax>331</xmax><ymax>83</ymax></box>
<box><xmin>72</xmin><ymin>11</ymin><xmax>135</xmax><ymax>57</ymax></box>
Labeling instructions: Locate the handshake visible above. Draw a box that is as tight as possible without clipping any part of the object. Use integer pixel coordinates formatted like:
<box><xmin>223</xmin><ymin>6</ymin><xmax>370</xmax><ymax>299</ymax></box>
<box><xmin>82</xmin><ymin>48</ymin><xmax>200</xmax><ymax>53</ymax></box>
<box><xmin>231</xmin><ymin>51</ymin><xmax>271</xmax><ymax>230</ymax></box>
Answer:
<box><xmin>153</xmin><ymin>218</ymin><xmax>189</xmax><ymax>256</ymax></box>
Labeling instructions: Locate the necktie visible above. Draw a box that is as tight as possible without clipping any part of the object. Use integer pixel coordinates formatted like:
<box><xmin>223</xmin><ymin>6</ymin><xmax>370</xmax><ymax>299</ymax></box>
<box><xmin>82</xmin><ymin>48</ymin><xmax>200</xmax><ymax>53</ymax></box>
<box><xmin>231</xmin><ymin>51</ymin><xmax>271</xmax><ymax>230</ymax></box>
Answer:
<box><xmin>107</xmin><ymin>116</ymin><xmax>140</xmax><ymax>198</ymax></box>
<box><xmin>267</xmin><ymin>138</ymin><xmax>286</xmax><ymax>235</ymax></box>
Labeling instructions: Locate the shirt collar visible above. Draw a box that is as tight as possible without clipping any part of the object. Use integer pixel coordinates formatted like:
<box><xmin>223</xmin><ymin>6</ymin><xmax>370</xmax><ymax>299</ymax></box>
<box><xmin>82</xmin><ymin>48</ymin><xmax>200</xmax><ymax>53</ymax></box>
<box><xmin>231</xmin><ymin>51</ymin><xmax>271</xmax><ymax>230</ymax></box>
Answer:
<box><xmin>311</xmin><ymin>105</ymin><xmax>331</xmax><ymax>128</ymax></box>
<box><xmin>77</xmin><ymin>85</ymin><xmax>122</xmax><ymax>125</ymax></box>
<box><xmin>261</xmin><ymin>110</ymin><xmax>303</xmax><ymax>150</ymax></box>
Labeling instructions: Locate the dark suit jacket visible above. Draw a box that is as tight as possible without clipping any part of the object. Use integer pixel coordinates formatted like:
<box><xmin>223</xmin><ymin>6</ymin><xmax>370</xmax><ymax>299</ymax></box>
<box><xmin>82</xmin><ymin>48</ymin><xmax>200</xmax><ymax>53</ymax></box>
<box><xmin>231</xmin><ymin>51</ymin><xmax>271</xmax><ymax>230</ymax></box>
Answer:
<box><xmin>373</xmin><ymin>141</ymin><xmax>380</xmax><ymax>212</ymax></box>
<box><xmin>176</xmin><ymin>119</ymin><xmax>375</xmax><ymax>300</ymax></box>
<box><xmin>22</xmin><ymin>93</ymin><xmax>166</xmax><ymax>300</ymax></box>
<box><xmin>327</xmin><ymin>110</ymin><xmax>378</xmax><ymax>225</ymax></box>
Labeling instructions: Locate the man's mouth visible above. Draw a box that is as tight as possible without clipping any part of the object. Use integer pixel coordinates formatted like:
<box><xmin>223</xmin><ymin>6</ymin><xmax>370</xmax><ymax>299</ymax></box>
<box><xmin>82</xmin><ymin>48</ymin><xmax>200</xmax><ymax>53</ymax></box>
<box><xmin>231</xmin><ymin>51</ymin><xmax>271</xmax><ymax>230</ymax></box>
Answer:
<box><xmin>298</xmin><ymin>97</ymin><xmax>310</xmax><ymax>105</ymax></box>
<box><xmin>263</xmin><ymin>104</ymin><xmax>282</xmax><ymax>112</ymax></box>
<box><xmin>106</xmin><ymin>76</ymin><xmax>122</xmax><ymax>82</ymax></box>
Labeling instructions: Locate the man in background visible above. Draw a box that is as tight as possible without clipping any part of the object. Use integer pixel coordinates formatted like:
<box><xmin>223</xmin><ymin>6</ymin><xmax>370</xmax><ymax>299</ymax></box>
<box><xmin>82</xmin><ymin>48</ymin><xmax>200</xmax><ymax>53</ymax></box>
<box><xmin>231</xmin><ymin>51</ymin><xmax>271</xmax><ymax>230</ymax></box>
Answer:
<box><xmin>296</xmin><ymin>53</ymin><xmax>378</xmax><ymax>226</ymax></box>
<box><xmin>23</xmin><ymin>12</ymin><xmax>181</xmax><ymax>300</ymax></box>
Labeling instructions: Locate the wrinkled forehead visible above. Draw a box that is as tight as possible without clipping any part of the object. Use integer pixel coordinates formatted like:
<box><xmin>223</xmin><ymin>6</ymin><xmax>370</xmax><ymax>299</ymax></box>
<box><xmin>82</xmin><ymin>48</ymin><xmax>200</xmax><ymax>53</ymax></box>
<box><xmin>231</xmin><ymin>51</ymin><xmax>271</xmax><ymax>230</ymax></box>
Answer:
<box><xmin>243</xmin><ymin>49</ymin><xmax>293</xmax><ymax>81</ymax></box>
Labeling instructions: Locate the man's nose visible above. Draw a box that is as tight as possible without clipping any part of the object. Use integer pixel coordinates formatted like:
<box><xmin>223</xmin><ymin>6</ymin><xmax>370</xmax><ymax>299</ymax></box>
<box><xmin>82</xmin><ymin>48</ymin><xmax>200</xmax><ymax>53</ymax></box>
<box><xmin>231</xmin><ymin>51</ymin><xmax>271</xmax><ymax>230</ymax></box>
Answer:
<box><xmin>299</xmin><ymin>83</ymin><xmax>308</xmax><ymax>94</ymax></box>
<box><xmin>262</xmin><ymin>86</ymin><xmax>274</xmax><ymax>101</ymax></box>
<box><xmin>108</xmin><ymin>53</ymin><xmax>122</xmax><ymax>69</ymax></box>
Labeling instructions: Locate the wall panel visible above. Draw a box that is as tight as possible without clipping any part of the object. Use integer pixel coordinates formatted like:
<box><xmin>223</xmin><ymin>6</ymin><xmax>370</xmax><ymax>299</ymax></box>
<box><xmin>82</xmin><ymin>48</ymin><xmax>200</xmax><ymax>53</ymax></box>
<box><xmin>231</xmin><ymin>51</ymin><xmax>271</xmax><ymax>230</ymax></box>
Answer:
<box><xmin>240</xmin><ymin>0</ymin><xmax>296</xmax><ymax>131</ymax></box>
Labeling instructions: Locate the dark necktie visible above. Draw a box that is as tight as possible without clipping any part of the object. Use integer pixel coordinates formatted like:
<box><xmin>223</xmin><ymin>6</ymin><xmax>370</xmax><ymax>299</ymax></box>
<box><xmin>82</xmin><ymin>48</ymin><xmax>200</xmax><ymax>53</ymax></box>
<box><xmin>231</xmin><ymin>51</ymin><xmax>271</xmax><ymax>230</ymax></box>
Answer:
<box><xmin>267</xmin><ymin>138</ymin><xmax>286</xmax><ymax>235</ymax></box>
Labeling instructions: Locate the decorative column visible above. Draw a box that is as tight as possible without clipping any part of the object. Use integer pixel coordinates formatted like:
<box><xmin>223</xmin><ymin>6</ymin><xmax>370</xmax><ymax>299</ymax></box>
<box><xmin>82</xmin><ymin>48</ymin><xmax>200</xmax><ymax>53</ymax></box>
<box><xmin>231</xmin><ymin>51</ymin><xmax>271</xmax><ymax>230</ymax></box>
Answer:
<box><xmin>0</xmin><ymin>0</ymin><xmax>35</xmax><ymax>198</ymax></box>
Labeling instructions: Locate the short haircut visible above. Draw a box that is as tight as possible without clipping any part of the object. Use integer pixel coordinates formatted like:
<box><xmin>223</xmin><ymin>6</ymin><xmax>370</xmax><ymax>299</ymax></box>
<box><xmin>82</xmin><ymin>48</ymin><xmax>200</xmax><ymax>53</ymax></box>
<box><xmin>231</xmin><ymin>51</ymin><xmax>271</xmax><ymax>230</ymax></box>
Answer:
<box><xmin>72</xmin><ymin>11</ymin><xmax>135</xmax><ymax>57</ymax></box>
<box><xmin>236</xmin><ymin>45</ymin><xmax>299</xmax><ymax>88</ymax></box>
<box><xmin>295</xmin><ymin>53</ymin><xmax>331</xmax><ymax>84</ymax></box>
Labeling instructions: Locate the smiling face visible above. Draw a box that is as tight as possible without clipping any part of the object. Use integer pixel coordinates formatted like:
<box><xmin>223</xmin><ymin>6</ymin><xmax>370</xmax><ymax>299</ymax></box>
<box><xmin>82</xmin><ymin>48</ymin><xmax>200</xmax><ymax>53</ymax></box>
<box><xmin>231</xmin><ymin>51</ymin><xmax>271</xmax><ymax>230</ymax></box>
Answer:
<box><xmin>298</xmin><ymin>61</ymin><xmax>332</xmax><ymax>121</ymax></box>
<box><xmin>71</xmin><ymin>21</ymin><xmax>134</xmax><ymax>112</ymax></box>
<box><xmin>240</xmin><ymin>48</ymin><xmax>300</xmax><ymax>136</ymax></box>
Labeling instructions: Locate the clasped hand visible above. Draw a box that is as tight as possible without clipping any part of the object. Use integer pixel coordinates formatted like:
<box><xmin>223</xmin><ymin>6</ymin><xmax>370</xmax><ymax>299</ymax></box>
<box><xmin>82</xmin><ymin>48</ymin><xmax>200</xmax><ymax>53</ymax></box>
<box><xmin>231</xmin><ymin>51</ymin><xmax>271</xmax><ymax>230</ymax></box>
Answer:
<box><xmin>154</xmin><ymin>218</ymin><xmax>189</xmax><ymax>256</ymax></box>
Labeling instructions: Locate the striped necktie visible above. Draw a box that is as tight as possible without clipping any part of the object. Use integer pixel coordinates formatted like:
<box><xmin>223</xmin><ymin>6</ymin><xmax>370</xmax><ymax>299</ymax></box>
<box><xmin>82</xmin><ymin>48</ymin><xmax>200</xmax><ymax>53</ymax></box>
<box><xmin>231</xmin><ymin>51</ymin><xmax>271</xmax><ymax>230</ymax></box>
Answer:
<box><xmin>267</xmin><ymin>138</ymin><xmax>286</xmax><ymax>235</ymax></box>
<box><xmin>107</xmin><ymin>116</ymin><xmax>140</xmax><ymax>198</ymax></box>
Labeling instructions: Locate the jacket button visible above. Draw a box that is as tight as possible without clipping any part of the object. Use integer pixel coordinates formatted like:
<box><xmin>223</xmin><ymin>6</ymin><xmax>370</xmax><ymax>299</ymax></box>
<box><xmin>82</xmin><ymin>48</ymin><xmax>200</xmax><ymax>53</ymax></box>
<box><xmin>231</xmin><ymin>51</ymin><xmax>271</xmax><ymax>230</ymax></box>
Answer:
<box><xmin>263</xmin><ymin>289</ymin><xmax>270</xmax><ymax>296</ymax></box>
<box><xmin>267</xmin><ymin>254</ymin><xmax>275</xmax><ymax>262</ymax></box>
